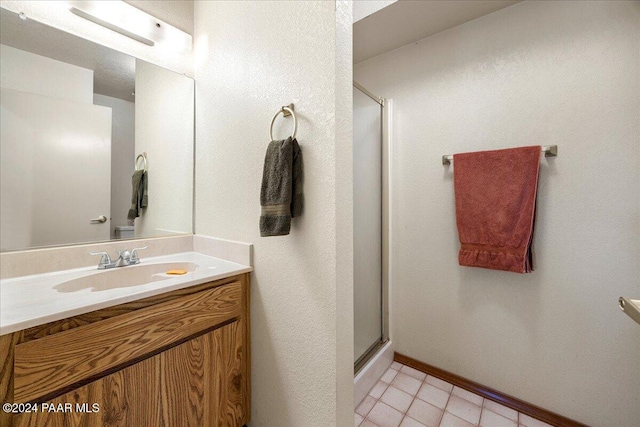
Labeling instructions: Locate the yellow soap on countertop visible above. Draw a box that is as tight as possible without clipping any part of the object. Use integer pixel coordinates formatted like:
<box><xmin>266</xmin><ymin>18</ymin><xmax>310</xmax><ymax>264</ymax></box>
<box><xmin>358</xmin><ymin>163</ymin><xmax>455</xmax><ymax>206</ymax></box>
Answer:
<box><xmin>166</xmin><ymin>269</ymin><xmax>188</xmax><ymax>275</ymax></box>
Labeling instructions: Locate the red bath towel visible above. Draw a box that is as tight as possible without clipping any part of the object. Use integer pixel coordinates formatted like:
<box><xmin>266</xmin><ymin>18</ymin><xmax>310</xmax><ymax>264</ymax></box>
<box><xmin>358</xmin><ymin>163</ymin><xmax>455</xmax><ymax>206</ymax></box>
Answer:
<box><xmin>453</xmin><ymin>146</ymin><xmax>541</xmax><ymax>273</ymax></box>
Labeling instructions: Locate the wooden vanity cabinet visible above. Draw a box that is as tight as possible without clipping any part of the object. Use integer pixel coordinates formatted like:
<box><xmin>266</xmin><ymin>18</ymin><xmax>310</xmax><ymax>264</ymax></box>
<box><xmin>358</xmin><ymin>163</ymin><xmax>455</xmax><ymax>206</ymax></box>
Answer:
<box><xmin>0</xmin><ymin>273</ymin><xmax>250</xmax><ymax>427</ymax></box>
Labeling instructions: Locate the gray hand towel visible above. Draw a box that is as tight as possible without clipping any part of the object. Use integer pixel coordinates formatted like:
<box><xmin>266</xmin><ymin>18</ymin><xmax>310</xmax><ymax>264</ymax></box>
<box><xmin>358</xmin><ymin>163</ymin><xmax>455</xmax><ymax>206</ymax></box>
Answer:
<box><xmin>141</xmin><ymin>170</ymin><xmax>148</xmax><ymax>208</ymax></box>
<box><xmin>127</xmin><ymin>170</ymin><xmax>148</xmax><ymax>220</ymax></box>
<box><xmin>260</xmin><ymin>137</ymin><xmax>304</xmax><ymax>236</ymax></box>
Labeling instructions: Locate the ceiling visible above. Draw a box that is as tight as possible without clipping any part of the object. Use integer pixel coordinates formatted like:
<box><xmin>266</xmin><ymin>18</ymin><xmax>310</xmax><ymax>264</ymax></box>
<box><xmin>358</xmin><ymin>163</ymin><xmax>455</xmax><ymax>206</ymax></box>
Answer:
<box><xmin>354</xmin><ymin>0</ymin><xmax>521</xmax><ymax>64</ymax></box>
<box><xmin>1</xmin><ymin>7</ymin><xmax>136</xmax><ymax>102</ymax></box>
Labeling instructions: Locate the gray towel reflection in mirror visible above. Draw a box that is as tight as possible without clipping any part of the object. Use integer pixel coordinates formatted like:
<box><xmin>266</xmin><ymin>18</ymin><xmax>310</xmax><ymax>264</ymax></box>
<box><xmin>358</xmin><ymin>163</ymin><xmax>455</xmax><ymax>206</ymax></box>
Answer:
<box><xmin>127</xmin><ymin>169</ymin><xmax>148</xmax><ymax>220</ymax></box>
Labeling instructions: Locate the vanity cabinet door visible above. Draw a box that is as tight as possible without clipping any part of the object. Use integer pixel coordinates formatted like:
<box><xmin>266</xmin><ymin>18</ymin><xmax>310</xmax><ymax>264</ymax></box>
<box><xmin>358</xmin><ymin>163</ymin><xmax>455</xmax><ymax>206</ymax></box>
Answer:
<box><xmin>14</xmin><ymin>319</ymin><xmax>248</xmax><ymax>427</ymax></box>
<box><xmin>165</xmin><ymin>318</ymin><xmax>248</xmax><ymax>426</ymax></box>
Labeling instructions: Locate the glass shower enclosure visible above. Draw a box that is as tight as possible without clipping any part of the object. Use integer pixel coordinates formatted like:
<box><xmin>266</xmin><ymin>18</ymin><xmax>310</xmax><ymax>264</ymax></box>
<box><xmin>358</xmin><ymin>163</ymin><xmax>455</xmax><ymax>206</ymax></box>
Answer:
<box><xmin>353</xmin><ymin>82</ymin><xmax>388</xmax><ymax>372</ymax></box>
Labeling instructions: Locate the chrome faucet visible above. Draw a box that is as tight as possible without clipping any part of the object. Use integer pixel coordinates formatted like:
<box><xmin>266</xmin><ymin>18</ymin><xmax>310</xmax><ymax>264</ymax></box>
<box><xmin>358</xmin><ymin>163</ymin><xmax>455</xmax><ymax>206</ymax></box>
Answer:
<box><xmin>90</xmin><ymin>246</ymin><xmax>148</xmax><ymax>270</ymax></box>
<box><xmin>89</xmin><ymin>251</ymin><xmax>112</xmax><ymax>269</ymax></box>
<box><xmin>115</xmin><ymin>250</ymin><xmax>132</xmax><ymax>267</ymax></box>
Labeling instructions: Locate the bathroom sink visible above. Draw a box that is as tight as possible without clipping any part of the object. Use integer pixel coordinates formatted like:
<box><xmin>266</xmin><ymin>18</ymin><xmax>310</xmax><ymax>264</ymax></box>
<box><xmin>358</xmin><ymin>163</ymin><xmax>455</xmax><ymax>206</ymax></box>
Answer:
<box><xmin>2</xmin><ymin>252</ymin><xmax>253</xmax><ymax>336</ymax></box>
<box><xmin>54</xmin><ymin>262</ymin><xmax>199</xmax><ymax>292</ymax></box>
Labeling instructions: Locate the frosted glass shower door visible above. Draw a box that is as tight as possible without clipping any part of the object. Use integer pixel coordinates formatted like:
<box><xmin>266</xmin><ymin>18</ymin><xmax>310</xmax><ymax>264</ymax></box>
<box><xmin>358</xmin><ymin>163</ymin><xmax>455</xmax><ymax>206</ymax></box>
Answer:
<box><xmin>353</xmin><ymin>86</ymin><xmax>383</xmax><ymax>364</ymax></box>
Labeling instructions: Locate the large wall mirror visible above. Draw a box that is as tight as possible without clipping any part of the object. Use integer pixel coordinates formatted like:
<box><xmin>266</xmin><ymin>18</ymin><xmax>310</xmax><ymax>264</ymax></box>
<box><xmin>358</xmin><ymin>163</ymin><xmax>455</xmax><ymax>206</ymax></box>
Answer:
<box><xmin>0</xmin><ymin>7</ymin><xmax>194</xmax><ymax>251</ymax></box>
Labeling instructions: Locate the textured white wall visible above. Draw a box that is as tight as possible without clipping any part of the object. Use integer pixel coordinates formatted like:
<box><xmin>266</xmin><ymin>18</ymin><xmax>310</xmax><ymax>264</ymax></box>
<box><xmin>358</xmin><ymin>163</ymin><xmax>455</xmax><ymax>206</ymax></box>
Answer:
<box><xmin>134</xmin><ymin>60</ymin><xmax>193</xmax><ymax>238</ymax></box>
<box><xmin>335</xmin><ymin>2</ymin><xmax>355</xmax><ymax>424</ymax></box>
<box><xmin>355</xmin><ymin>1</ymin><xmax>640</xmax><ymax>426</ymax></box>
<box><xmin>0</xmin><ymin>44</ymin><xmax>93</xmax><ymax>103</ymax></box>
<box><xmin>194</xmin><ymin>1</ymin><xmax>353</xmax><ymax>425</ymax></box>
<box><xmin>93</xmin><ymin>94</ymin><xmax>135</xmax><ymax>237</ymax></box>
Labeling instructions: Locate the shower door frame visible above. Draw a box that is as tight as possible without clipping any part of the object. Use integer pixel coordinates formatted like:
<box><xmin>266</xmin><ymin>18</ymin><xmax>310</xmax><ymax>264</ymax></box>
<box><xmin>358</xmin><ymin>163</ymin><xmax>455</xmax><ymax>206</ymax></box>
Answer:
<box><xmin>353</xmin><ymin>81</ymin><xmax>391</xmax><ymax>374</ymax></box>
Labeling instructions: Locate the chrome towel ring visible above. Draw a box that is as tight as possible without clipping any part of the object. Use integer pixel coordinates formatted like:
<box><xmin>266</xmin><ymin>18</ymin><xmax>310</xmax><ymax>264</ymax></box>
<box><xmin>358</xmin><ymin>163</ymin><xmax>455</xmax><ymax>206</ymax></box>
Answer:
<box><xmin>135</xmin><ymin>152</ymin><xmax>147</xmax><ymax>172</ymax></box>
<box><xmin>270</xmin><ymin>104</ymin><xmax>297</xmax><ymax>141</ymax></box>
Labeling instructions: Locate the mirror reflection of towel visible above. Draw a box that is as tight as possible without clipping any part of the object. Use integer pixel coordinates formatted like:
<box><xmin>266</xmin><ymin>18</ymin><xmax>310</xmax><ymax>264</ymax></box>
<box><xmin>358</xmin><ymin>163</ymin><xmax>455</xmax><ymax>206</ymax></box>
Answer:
<box><xmin>127</xmin><ymin>170</ymin><xmax>148</xmax><ymax>220</ymax></box>
<box><xmin>260</xmin><ymin>137</ymin><xmax>303</xmax><ymax>236</ymax></box>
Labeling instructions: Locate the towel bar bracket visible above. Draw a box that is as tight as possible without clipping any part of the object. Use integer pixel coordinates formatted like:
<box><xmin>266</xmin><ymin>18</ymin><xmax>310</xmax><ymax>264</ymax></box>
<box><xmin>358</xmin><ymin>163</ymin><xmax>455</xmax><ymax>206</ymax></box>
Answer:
<box><xmin>282</xmin><ymin>103</ymin><xmax>294</xmax><ymax>117</ymax></box>
<box><xmin>442</xmin><ymin>145</ymin><xmax>557</xmax><ymax>165</ymax></box>
<box><xmin>544</xmin><ymin>144</ymin><xmax>557</xmax><ymax>157</ymax></box>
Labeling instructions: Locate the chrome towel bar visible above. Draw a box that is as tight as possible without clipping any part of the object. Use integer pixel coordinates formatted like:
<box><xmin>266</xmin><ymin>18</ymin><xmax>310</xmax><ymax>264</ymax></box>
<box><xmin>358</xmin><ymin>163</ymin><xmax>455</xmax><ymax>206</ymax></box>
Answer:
<box><xmin>135</xmin><ymin>152</ymin><xmax>148</xmax><ymax>172</ymax></box>
<box><xmin>270</xmin><ymin>104</ymin><xmax>297</xmax><ymax>141</ymax></box>
<box><xmin>619</xmin><ymin>297</ymin><xmax>640</xmax><ymax>326</ymax></box>
<box><xmin>442</xmin><ymin>145</ymin><xmax>558</xmax><ymax>165</ymax></box>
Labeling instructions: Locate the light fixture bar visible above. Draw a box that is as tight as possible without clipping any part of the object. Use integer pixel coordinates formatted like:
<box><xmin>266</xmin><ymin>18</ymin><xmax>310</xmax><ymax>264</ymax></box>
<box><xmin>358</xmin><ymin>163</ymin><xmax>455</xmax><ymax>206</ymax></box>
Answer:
<box><xmin>68</xmin><ymin>1</ymin><xmax>192</xmax><ymax>53</ymax></box>
<box><xmin>70</xmin><ymin>7</ymin><xmax>154</xmax><ymax>46</ymax></box>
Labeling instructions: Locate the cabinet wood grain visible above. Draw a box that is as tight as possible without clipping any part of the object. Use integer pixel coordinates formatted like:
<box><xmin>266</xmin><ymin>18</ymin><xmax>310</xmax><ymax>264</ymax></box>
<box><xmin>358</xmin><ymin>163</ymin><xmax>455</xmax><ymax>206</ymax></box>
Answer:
<box><xmin>14</xmin><ymin>322</ymin><xmax>247</xmax><ymax>427</ymax></box>
<box><xmin>0</xmin><ymin>333</ymin><xmax>18</xmax><ymax>427</ymax></box>
<box><xmin>15</xmin><ymin>345</ymin><xmax>161</xmax><ymax>427</ymax></box>
<box><xmin>17</xmin><ymin>276</ymin><xmax>241</xmax><ymax>344</ymax></box>
<box><xmin>2</xmin><ymin>273</ymin><xmax>250</xmax><ymax>427</ymax></box>
<box><xmin>210</xmin><ymin>319</ymin><xmax>247</xmax><ymax>425</ymax></box>
<box><xmin>15</xmin><ymin>281</ymin><xmax>242</xmax><ymax>402</ymax></box>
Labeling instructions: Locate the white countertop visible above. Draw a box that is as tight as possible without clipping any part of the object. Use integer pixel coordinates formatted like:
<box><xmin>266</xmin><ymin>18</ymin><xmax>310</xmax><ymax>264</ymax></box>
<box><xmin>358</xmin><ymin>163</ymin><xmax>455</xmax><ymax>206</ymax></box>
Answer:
<box><xmin>0</xmin><ymin>252</ymin><xmax>252</xmax><ymax>336</ymax></box>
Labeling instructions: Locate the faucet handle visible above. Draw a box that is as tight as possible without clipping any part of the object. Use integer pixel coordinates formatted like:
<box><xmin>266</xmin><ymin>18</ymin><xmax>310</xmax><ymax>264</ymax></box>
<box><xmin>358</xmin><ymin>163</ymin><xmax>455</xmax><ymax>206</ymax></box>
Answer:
<box><xmin>89</xmin><ymin>251</ymin><xmax>112</xmax><ymax>268</ymax></box>
<box><xmin>130</xmin><ymin>246</ymin><xmax>148</xmax><ymax>263</ymax></box>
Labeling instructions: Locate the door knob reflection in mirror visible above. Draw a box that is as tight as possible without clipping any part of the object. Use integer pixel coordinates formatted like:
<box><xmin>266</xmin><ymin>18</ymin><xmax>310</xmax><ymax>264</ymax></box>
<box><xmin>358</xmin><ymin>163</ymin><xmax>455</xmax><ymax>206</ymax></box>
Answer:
<box><xmin>90</xmin><ymin>215</ymin><xmax>108</xmax><ymax>224</ymax></box>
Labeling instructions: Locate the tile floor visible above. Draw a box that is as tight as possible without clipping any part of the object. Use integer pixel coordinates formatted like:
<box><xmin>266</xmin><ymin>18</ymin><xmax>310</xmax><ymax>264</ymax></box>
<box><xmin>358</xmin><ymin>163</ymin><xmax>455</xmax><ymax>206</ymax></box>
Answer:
<box><xmin>355</xmin><ymin>362</ymin><xmax>554</xmax><ymax>427</ymax></box>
